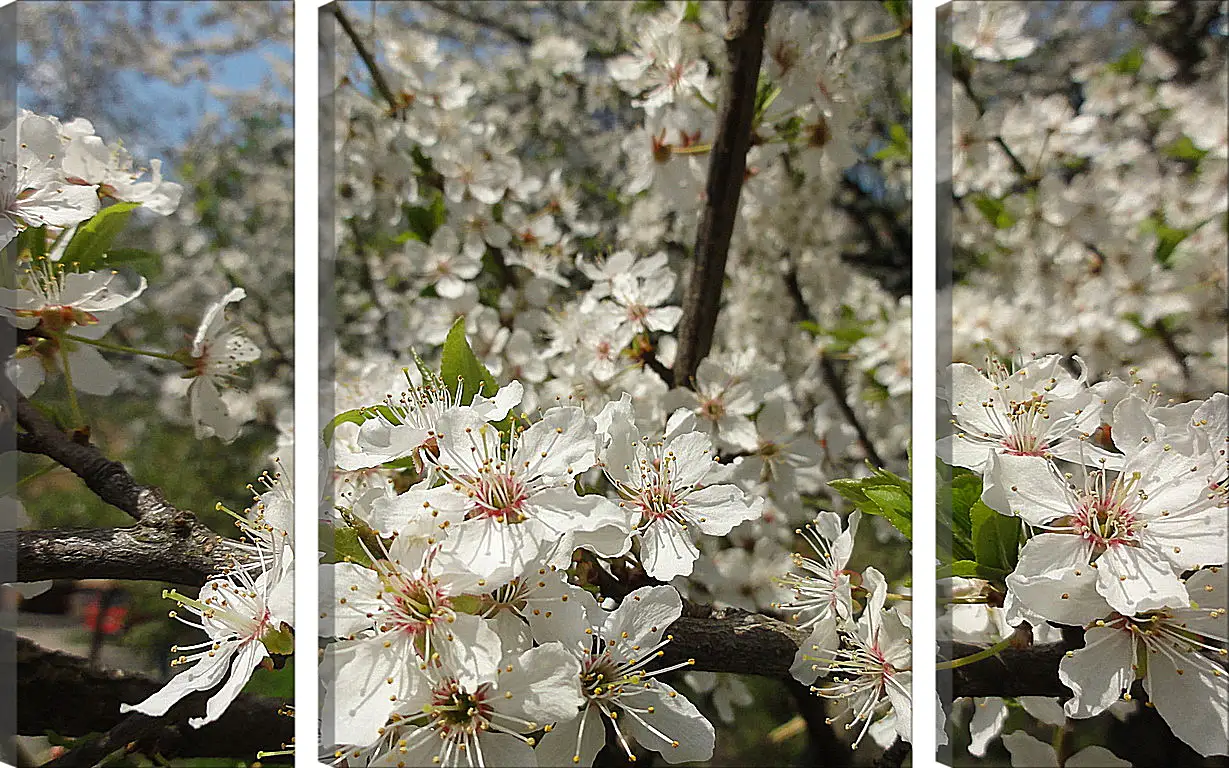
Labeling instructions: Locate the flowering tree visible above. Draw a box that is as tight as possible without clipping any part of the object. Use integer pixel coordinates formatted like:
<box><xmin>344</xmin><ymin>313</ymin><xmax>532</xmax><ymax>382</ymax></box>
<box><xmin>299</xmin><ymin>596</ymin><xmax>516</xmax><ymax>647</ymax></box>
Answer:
<box><xmin>322</xmin><ymin>1</ymin><xmax>912</xmax><ymax>766</ymax></box>
<box><xmin>939</xmin><ymin>2</ymin><xmax>1228</xmax><ymax>765</ymax></box>
<box><xmin>4</xmin><ymin>3</ymin><xmax>294</xmax><ymax>765</ymax></box>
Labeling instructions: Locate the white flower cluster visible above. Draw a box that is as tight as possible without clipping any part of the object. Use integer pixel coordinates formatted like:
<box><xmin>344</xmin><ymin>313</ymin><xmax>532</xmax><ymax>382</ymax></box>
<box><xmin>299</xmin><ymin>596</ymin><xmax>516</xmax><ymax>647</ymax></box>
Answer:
<box><xmin>331</xmin><ymin>1</ymin><xmax>911</xmax><ymax>455</ymax></box>
<box><xmin>779</xmin><ymin>511</ymin><xmax>913</xmax><ymax>749</ymax></box>
<box><xmin>1</xmin><ymin>109</ymin><xmax>182</xmax><ymax>247</ymax></box>
<box><xmin>1</xmin><ymin>110</ymin><xmax>263</xmax><ymax>442</ymax></box>
<box><xmin>122</xmin><ymin>469</ymin><xmax>295</xmax><ymax>729</ymax></box>
<box><xmin>950</xmin><ymin>0</ymin><xmax>1228</xmax><ymax>397</ymax></box>
<box><xmin>321</xmin><ymin>372</ymin><xmax>771</xmax><ymax>766</ymax></box>
<box><xmin>940</xmin><ymin>353</ymin><xmax>1228</xmax><ymax>758</ymax></box>
<box><xmin>325</xmin><ymin>3</ymin><xmax>913</xmax><ymax>760</ymax></box>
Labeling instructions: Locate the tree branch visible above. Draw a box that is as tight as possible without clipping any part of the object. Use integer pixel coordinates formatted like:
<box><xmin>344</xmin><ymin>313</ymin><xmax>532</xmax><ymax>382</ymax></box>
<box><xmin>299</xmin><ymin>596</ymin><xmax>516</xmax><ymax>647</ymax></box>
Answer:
<box><xmin>659</xmin><ymin>603</ymin><xmax>807</xmax><ymax>677</ymax></box>
<box><xmin>945</xmin><ymin>640</ymin><xmax>1072</xmax><ymax>698</ymax></box>
<box><xmin>873</xmin><ymin>738</ymin><xmax>910</xmax><ymax>768</ymax></box>
<box><xmin>3</xmin><ymin>377</ymin><xmax>253</xmax><ymax>584</ymax></box>
<box><xmin>639</xmin><ymin>349</ymin><xmax>674</xmax><ymax>388</ymax></box>
<box><xmin>7</xmin><ymin>381</ymin><xmax>151</xmax><ymax>523</ymax></box>
<box><xmin>659</xmin><ymin>604</ymin><xmax>1082</xmax><ymax>704</ymax></box>
<box><xmin>6</xmin><ymin>527</ymin><xmax>240</xmax><ymax>586</ymax></box>
<box><xmin>672</xmin><ymin>0</ymin><xmax>773</xmax><ymax>388</ymax></box>
<box><xmin>817</xmin><ymin>354</ymin><xmax>888</xmax><ymax>469</ymax></box>
<box><xmin>1152</xmin><ymin>319</ymin><xmax>1193</xmax><ymax>394</ymax></box>
<box><xmin>11</xmin><ymin>630</ymin><xmax>292</xmax><ymax>762</ymax></box>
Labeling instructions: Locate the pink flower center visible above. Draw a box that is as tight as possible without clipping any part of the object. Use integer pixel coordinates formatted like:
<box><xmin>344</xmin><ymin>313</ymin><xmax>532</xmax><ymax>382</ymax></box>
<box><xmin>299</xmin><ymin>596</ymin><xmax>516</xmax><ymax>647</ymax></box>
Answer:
<box><xmin>1072</xmin><ymin>490</ymin><xmax>1139</xmax><ymax>551</ymax></box>
<box><xmin>380</xmin><ymin>575</ymin><xmax>451</xmax><ymax>636</ymax></box>
<box><xmin>429</xmin><ymin>678</ymin><xmax>495</xmax><ymax>736</ymax></box>
<box><xmin>469</xmin><ymin>472</ymin><xmax>529</xmax><ymax>523</ymax></box>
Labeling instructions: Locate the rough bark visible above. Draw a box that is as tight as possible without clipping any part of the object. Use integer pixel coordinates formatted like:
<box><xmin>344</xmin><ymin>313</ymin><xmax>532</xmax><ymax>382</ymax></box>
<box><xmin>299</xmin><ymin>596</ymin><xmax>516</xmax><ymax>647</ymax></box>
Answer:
<box><xmin>7</xmin><ymin>527</ymin><xmax>241</xmax><ymax>586</ymax></box>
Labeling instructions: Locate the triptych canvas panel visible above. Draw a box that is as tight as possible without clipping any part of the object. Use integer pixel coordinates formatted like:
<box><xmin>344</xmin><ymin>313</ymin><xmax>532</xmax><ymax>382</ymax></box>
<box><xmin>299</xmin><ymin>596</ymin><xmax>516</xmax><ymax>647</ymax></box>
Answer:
<box><xmin>1</xmin><ymin>2</ymin><xmax>1225</xmax><ymax>767</ymax></box>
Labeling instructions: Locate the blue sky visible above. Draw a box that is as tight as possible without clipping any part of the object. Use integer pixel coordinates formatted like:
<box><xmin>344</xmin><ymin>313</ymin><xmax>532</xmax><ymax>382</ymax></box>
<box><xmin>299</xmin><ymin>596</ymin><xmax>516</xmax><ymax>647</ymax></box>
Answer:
<box><xmin>18</xmin><ymin>1</ymin><xmax>291</xmax><ymax>167</ymax></box>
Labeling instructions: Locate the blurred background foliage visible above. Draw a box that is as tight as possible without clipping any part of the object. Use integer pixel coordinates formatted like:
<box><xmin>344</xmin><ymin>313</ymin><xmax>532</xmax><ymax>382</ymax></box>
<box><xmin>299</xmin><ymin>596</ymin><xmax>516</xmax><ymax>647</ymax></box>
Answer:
<box><xmin>13</xmin><ymin>0</ymin><xmax>294</xmax><ymax>728</ymax></box>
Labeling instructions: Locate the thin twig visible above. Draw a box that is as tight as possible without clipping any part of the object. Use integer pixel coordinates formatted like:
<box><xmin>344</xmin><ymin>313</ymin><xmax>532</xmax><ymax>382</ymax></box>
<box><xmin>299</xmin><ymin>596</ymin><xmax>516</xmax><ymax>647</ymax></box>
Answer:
<box><xmin>332</xmin><ymin>2</ymin><xmax>404</xmax><ymax>116</ymax></box>
<box><xmin>818</xmin><ymin>354</ymin><xmax>888</xmax><ymax>469</ymax></box>
<box><xmin>953</xmin><ymin>66</ymin><xmax>1032</xmax><ymax>180</ymax></box>
<box><xmin>640</xmin><ymin>349</ymin><xmax>674</xmax><ymax>388</ymax></box>
<box><xmin>672</xmin><ymin>0</ymin><xmax>774</xmax><ymax>388</ymax></box>
<box><xmin>781</xmin><ymin>262</ymin><xmax>889</xmax><ymax>468</ymax></box>
<box><xmin>421</xmin><ymin>0</ymin><xmax>533</xmax><ymax>46</ymax></box>
<box><xmin>1152</xmin><ymin>319</ymin><xmax>1193</xmax><ymax>392</ymax></box>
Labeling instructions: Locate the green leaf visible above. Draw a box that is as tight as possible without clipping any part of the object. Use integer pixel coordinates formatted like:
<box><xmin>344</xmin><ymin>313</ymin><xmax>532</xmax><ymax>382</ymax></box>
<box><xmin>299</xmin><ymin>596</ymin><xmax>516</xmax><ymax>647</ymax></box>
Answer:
<box><xmin>875</xmin><ymin>123</ymin><xmax>912</xmax><ymax>162</ymax></box>
<box><xmin>243</xmin><ymin>657</ymin><xmax>294</xmax><ymax>697</ymax></box>
<box><xmin>971</xmin><ymin>500</ymin><xmax>1021</xmax><ymax>573</ymax></box>
<box><xmin>440</xmin><ymin>317</ymin><xmax>498</xmax><ymax>406</ymax></box>
<box><xmin>971</xmin><ymin>194</ymin><xmax>1017</xmax><ymax>230</ymax></box>
<box><xmin>327</xmin><ymin>523</ymin><xmax>373</xmax><ymax>567</ymax></box>
<box><xmin>1109</xmin><ymin>46</ymin><xmax>1144</xmax><ymax>75</ymax></box>
<box><xmin>323</xmin><ymin>407</ymin><xmax>373</xmax><ymax>446</ymax></box>
<box><xmin>774</xmin><ymin>115</ymin><xmax>804</xmax><ymax>142</ymax></box>
<box><xmin>260</xmin><ymin>624</ymin><xmax>295</xmax><ymax>656</ymax></box>
<box><xmin>801</xmin><ymin>305</ymin><xmax>871</xmax><ymax>353</ymax></box>
<box><xmin>935</xmin><ymin>560</ymin><xmax>1007</xmax><ymax>582</ymax></box>
<box><xmin>400</xmin><ymin>193</ymin><xmax>447</xmax><ymax>244</ymax></box>
<box><xmin>16</xmin><ymin>225</ymin><xmax>48</xmax><ymax>263</ymax></box>
<box><xmin>101</xmin><ymin>247</ymin><xmax>163</xmax><ymax>279</ymax></box>
<box><xmin>753</xmin><ymin>77</ymin><xmax>783</xmax><ymax>123</ymax></box>
<box><xmin>942</xmin><ymin>467</ymin><xmax>980</xmax><ymax>562</ymax></box>
<box><xmin>883</xmin><ymin>0</ymin><xmax>909</xmax><ymax>23</ymax></box>
<box><xmin>62</xmin><ymin>202</ymin><xmax>142</xmax><ymax>268</ymax></box>
<box><xmin>863</xmin><ymin>486</ymin><xmax>912</xmax><ymax>538</ymax></box>
<box><xmin>1141</xmin><ymin>215</ymin><xmax>1194</xmax><ymax>267</ymax></box>
<box><xmin>829</xmin><ymin>465</ymin><xmax>912</xmax><ymax>540</ymax></box>
<box><xmin>1163</xmin><ymin>135</ymin><xmax>1210</xmax><ymax>163</ymax></box>
<box><xmin>874</xmin><ymin>143</ymin><xmax>909</xmax><ymax>163</ymax></box>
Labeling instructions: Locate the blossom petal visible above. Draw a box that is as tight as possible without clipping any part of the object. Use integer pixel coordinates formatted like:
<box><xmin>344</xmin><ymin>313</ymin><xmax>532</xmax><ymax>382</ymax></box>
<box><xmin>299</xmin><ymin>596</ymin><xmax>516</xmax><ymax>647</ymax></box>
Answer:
<box><xmin>1058</xmin><ymin>626</ymin><xmax>1134</xmax><ymax>718</ymax></box>
<box><xmin>121</xmin><ymin>643</ymin><xmax>236</xmax><ymax>718</ymax></box>
<box><xmin>621</xmin><ymin>681</ymin><xmax>715</xmax><ymax>764</ymax></box>
<box><xmin>189</xmin><ymin>639</ymin><xmax>269</xmax><ymax>728</ymax></box>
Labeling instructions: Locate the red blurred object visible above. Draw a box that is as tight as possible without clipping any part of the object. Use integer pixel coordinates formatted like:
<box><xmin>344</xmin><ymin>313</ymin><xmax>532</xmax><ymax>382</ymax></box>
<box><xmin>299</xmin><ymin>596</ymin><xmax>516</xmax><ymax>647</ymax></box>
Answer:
<box><xmin>80</xmin><ymin>589</ymin><xmax>129</xmax><ymax>635</ymax></box>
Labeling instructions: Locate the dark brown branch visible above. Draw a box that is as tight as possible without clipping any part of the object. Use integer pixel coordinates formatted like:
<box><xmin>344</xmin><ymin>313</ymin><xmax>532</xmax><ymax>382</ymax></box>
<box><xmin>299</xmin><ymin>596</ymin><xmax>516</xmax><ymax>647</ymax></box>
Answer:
<box><xmin>946</xmin><ymin>640</ymin><xmax>1073</xmax><ymax>698</ymax></box>
<box><xmin>332</xmin><ymin>2</ymin><xmax>404</xmax><ymax>116</ymax></box>
<box><xmin>7</xmin><ymin>527</ymin><xmax>241</xmax><ymax>586</ymax></box>
<box><xmin>659</xmin><ymin>604</ymin><xmax>1081</xmax><ymax>704</ymax></box>
<box><xmin>1152</xmin><ymin>319</ymin><xmax>1193</xmax><ymax>392</ymax></box>
<box><xmin>787</xmin><ymin>681</ymin><xmax>851</xmax><ymax>768</ymax></box>
<box><xmin>659</xmin><ymin>602</ymin><xmax>807</xmax><ymax>676</ymax></box>
<box><xmin>672</xmin><ymin>0</ymin><xmax>773</xmax><ymax>387</ymax></box>
<box><xmin>8</xmin><ymin>383</ymin><xmax>148</xmax><ymax>522</ymax></box>
<box><xmin>640</xmin><ymin>349</ymin><xmax>674</xmax><ymax>388</ymax></box>
<box><xmin>3</xmin><ymin>377</ymin><xmax>253</xmax><ymax>583</ymax></box>
<box><xmin>12</xmin><ymin>630</ymin><xmax>292</xmax><ymax>762</ymax></box>
<box><xmin>873</xmin><ymin>738</ymin><xmax>910</xmax><ymax>768</ymax></box>
<box><xmin>951</xmin><ymin>64</ymin><xmax>1032</xmax><ymax>181</ymax></box>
